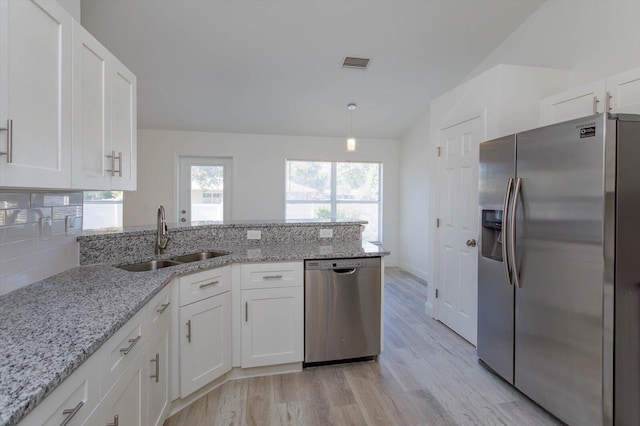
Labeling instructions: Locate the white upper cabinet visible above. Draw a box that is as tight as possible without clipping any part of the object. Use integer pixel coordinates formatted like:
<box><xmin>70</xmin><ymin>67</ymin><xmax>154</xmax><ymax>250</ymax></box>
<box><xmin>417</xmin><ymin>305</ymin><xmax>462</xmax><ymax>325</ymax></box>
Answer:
<box><xmin>606</xmin><ymin>66</ymin><xmax>640</xmax><ymax>114</ymax></box>
<box><xmin>0</xmin><ymin>0</ymin><xmax>72</xmax><ymax>188</ymax></box>
<box><xmin>540</xmin><ymin>66</ymin><xmax>640</xmax><ymax>126</ymax></box>
<box><xmin>72</xmin><ymin>22</ymin><xmax>137</xmax><ymax>191</ymax></box>
<box><xmin>540</xmin><ymin>80</ymin><xmax>607</xmax><ymax>126</ymax></box>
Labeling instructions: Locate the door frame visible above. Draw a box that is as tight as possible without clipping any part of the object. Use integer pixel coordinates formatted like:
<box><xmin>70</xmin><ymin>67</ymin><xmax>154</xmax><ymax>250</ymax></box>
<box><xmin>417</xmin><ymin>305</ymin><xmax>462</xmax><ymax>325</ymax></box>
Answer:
<box><xmin>432</xmin><ymin>110</ymin><xmax>486</xmax><ymax>331</ymax></box>
<box><xmin>177</xmin><ymin>156</ymin><xmax>233</xmax><ymax>223</ymax></box>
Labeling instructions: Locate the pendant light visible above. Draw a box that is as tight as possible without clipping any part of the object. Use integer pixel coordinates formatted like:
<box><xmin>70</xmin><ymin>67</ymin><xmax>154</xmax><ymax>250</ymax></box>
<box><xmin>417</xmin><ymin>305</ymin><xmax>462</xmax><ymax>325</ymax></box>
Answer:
<box><xmin>346</xmin><ymin>103</ymin><xmax>357</xmax><ymax>152</ymax></box>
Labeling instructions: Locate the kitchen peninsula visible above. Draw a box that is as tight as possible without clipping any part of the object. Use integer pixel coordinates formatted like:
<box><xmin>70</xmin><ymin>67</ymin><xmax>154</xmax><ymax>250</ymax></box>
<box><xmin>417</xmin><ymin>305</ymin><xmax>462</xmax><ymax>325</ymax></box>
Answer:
<box><xmin>0</xmin><ymin>220</ymin><xmax>388</xmax><ymax>426</ymax></box>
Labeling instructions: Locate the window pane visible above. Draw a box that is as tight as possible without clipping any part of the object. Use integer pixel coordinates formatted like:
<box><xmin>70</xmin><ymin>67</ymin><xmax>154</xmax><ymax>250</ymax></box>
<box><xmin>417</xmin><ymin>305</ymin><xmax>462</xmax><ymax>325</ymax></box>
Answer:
<box><xmin>286</xmin><ymin>202</ymin><xmax>331</xmax><ymax>220</ymax></box>
<box><xmin>83</xmin><ymin>191</ymin><xmax>123</xmax><ymax>230</ymax></box>
<box><xmin>337</xmin><ymin>203</ymin><xmax>380</xmax><ymax>242</ymax></box>
<box><xmin>191</xmin><ymin>165</ymin><xmax>224</xmax><ymax>221</ymax></box>
<box><xmin>286</xmin><ymin>161</ymin><xmax>331</xmax><ymax>201</ymax></box>
<box><xmin>336</xmin><ymin>162</ymin><xmax>379</xmax><ymax>201</ymax></box>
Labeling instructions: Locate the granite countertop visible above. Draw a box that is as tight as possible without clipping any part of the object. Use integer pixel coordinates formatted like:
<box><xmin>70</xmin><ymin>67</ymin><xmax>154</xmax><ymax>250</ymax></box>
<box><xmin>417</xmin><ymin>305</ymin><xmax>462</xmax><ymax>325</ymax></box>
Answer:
<box><xmin>0</xmin><ymin>240</ymin><xmax>388</xmax><ymax>426</ymax></box>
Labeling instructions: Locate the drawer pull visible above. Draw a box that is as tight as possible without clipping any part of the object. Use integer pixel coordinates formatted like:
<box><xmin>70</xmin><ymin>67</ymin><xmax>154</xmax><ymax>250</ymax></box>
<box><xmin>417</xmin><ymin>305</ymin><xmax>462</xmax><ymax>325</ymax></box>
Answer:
<box><xmin>199</xmin><ymin>280</ymin><xmax>219</xmax><ymax>289</ymax></box>
<box><xmin>156</xmin><ymin>302</ymin><xmax>170</xmax><ymax>314</ymax></box>
<box><xmin>59</xmin><ymin>401</ymin><xmax>84</xmax><ymax>426</ymax></box>
<box><xmin>119</xmin><ymin>335</ymin><xmax>141</xmax><ymax>355</ymax></box>
<box><xmin>262</xmin><ymin>274</ymin><xmax>283</xmax><ymax>280</ymax></box>
<box><xmin>0</xmin><ymin>119</ymin><xmax>13</xmax><ymax>163</ymax></box>
<box><xmin>186</xmin><ymin>320</ymin><xmax>192</xmax><ymax>342</ymax></box>
<box><xmin>107</xmin><ymin>414</ymin><xmax>119</xmax><ymax>426</ymax></box>
<box><xmin>150</xmin><ymin>352</ymin><xmax>160</xmax><ymax>383</ymax></box>
<box><xmin>245</xmin><ymin>302</ymin><xmax>249</xmax><ymax>322</ymax></box>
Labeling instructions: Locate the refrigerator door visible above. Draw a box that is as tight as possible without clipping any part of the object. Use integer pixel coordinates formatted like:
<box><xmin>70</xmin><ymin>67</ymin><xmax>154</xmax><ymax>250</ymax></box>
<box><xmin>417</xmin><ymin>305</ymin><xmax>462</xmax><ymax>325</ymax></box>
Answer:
<box><xmin>477</xmin><ymin>135</ymin><xmax>515</xmax><ymax>384</ymax></box>
<box><xmin>514</xmin><ymin>114</ymin><xmax>607</xmax><ymax>426</ymax></box>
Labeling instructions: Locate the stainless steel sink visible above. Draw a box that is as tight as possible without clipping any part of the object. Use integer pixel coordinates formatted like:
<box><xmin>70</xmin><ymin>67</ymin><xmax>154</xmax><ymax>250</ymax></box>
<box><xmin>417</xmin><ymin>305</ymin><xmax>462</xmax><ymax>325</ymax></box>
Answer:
<box><xmin>171</xmin><ymin>251</ymin><xmax>228</xmax><ymax>263</ymax></box>
<box><xmin>117</xmin><ymin>260</ymin><xmax>182</xmax><ymax>272</ymax></box>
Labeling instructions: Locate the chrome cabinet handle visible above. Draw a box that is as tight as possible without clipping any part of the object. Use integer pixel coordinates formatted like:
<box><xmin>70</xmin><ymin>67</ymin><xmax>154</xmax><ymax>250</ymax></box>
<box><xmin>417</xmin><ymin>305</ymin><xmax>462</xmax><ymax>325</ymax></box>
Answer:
<box><xmin>333</xmin><ymin>268</ymin><xmax>357</xmax><ymax>275</ymax></box>
<box><xmin>502</xmin><ymin>178</ymin><xmax>514</xmax><ymax>287</ymax></box>
<box><xmin>510</xmin><ymin>177</ymin><xmax>522</xmax><ymax>288</ymax></box>
<box><xmin>245</xmin><ymin>302</ymin><xmax>248</xmax><ymax>322</ymax></box>
<box><xmin>59</xmin><ymin>401</ymin><xmax>84</xmax><ymax>426</ymax></box>
<box><xmin>106</xmin><ymin>151</ymin><xmax>123</xmax><ymax>177</ymax></box>
<box><xmin>106</xmin><ymin>150</ymin><xmax>116</xmax><ymax>177</ymax></box>
<box><xmin>115</xmin><ymin>151</ymin><xmax>122</xmax><ymax>177</ymax></box>
<box><xmin>156</xmin><ymin>302</ymin><xmax>170</xmax><ymax>314</ymax></box>
<box><xmin>107</xmin><ymin>415</ymin><xmax>119</xmax><ymax>426</ymax></box>
<box><xmin>150</xmin><ymin>352</ymin><xmax>159</xmax><ymax>383</ymax></box>
<box><xmin>593</xmin><ymin>95</ymin><xmax>599</xmax><ymax>114</ymax></box>
<box><xmin>119</xmin><ymin>335</ymin><xmax>141</xmax><ymax>354</ymax></box>
<box><xmin>186</xmin><ymin>320</ymin><xmax>192</xmax><ymax>342</ymax></box>
<box><xmin>199</xmin><ymin>280</ymin><xmax>219</xmax><ymax>289</ymax></box>
<box><xmin>0</xmin><ymin>119</ymin><xmax>12</xmax><ymax>163</ymax></box>
<box><xmin>262</xmin><ymin>274</ymin><xmax>283</xmax><ymax>280</ymax></box>
<box><xmin>466</xmin><ymin>239</ymin><xmax>477</xmax><ymax>247</ymax></box>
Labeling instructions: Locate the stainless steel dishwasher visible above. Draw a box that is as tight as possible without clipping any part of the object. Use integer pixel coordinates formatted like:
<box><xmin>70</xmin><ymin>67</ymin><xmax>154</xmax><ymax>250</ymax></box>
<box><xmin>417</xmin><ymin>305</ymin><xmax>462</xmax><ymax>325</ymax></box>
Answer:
<box><xmin>304</xmin><ymin>257</ymin><xmax>381</xmax><ymax>364</ymax></box>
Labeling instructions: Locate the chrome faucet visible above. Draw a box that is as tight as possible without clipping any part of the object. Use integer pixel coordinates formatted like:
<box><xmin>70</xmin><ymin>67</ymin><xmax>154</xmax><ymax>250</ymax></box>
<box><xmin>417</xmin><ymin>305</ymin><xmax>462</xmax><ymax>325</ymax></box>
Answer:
<box><xmin>156</xmin><ymin>205</ymin><xmax>169</xmax><ymax>254</ymax></box>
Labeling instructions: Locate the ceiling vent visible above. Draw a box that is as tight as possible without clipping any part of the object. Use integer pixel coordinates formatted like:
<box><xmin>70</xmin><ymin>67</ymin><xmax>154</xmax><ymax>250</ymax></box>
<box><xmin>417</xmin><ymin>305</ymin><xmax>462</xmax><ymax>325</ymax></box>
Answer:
<box><xmin>342</xmin><ymin>57</ymin><xmax>370</xmax><ymax>69</ymax></box>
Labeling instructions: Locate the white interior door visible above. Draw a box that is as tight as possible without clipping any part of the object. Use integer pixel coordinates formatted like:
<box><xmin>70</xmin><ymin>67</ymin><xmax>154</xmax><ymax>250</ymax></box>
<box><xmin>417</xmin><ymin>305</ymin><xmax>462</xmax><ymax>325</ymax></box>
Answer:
<box><xmin>436</xmin><ymin>115</ymin><xmax>483</xmax><ymax>345</ymax></box>
<box><xmin>178</xmin><ymin>156</ymin><xmax>232</xmax><ymax>223</ymax></box>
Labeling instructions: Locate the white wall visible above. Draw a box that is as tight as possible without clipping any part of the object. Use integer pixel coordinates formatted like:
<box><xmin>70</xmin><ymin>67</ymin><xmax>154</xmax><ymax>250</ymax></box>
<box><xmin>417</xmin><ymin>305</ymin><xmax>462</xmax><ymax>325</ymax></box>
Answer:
<box><xmin>398</xmin><ymin>112</ymin><xmax>431</xmax><ymax>281</ymax></box>
<box><xmin>126</xmin><ymin>130</ymin><xmax>400</xmax><ymax>266</ymax></box>
<box><xmin>396</xmin><ymin>0</ymin><xmax>640</xmax><ymax>282</ymax></box>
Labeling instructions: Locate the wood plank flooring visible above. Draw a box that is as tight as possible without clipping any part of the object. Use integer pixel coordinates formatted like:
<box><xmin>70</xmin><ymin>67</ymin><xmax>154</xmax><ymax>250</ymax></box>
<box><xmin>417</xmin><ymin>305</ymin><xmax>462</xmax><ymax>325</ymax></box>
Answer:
<box><xmin>164</xmin><ymin>267</ymin><xmax>560</xmax><ymax>426</ymax></box>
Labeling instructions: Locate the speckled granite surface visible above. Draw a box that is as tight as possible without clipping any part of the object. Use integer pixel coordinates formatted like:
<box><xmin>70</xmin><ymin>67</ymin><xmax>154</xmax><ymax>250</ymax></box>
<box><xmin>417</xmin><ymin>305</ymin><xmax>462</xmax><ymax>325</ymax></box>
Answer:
<box><xmin>0</xmin><ymin>240</ymin><xmax>388</xmax><ymax>426</ymax></box>
<box><xmin>78</xmin><ymin>221</ymin><xmax>365</xmax><ymax>265</ymax></box>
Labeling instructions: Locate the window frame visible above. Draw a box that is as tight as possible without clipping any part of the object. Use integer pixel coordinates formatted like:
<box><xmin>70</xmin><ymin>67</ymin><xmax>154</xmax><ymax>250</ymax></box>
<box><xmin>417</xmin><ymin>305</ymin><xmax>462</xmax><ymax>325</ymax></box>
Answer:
<box><xmin>285</xmin><ymin>160</ymin><xmax>383</xmax><ymax>243</ymax></box>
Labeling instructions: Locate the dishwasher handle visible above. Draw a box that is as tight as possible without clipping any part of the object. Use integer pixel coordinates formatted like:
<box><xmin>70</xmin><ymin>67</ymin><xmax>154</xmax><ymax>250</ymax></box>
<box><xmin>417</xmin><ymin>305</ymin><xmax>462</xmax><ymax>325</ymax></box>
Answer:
<box><xmin>333</xmin><ymin>268</ymin><xmax>357</xmax><ymax>275</ymax></box>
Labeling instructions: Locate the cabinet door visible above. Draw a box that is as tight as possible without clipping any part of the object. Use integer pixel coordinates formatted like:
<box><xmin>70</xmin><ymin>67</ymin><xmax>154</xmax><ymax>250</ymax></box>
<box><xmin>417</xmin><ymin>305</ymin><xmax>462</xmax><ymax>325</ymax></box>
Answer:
<box><xmin>110</xmin><ymin>57</ymin><xmax>136</xmax><ymax>191</ymax></box>
<box><xmin>241</xmin><ymin>287</ymin><xmax>303</xmax><ymax>368</ymax></box>
<box><xmin>71</xmin><ymin>21</ymin><xmax>111</xmax><ymax>190</ymax></box>
<box><xmin>179</xmin><ymin>292</ymin><xmax>231</xmax><ymax>397</ymax></box>
<box><xmin>101</xmin><ymin>350</ymin><xmax>147</xmax><ymax>426</ymax></box>
<box><xmin>0</xmin><ymin>0</ymin><xmax>72</xmax><ymax>188</ymax></box>
<box><xmin>147</xmin><ymin>320</ymin><xmax>171</xmax><ymax>426</ymax></box>
<box><xmin>540</xmin><ymin>80</ymin><xmax>606</xmax><ymax>126</ymax></box>
<box><xmin>607</xmin><ymin>67</ymin><xmax>640</xmax><ymax>114</ymax></box>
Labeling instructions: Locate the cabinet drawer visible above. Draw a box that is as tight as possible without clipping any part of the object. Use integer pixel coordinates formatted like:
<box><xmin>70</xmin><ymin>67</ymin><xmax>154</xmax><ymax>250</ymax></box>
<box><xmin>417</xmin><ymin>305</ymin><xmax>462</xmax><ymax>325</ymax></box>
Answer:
<box><xmin>20</xmin><ymin>354</ymin><xmax>99</xmax><ymax>426</ymax></box>
<box><xmin>100</xmin><ymin>309</ymin><xmax>146</xmax><ymax>395</ymax></box>
<box><xmin>179</xmin><ymin>266</ymin><xmax>230</xmax><ymax>307</ymax></box>
<box><xmin>147</xmin><ymin>283</ymin><xmax>172</xmax><ymax>335</ymax></box>
<box><xmin>240</xmin><ymin>262</ymin><xmax>303</xmax><ymax>290</ymax></box>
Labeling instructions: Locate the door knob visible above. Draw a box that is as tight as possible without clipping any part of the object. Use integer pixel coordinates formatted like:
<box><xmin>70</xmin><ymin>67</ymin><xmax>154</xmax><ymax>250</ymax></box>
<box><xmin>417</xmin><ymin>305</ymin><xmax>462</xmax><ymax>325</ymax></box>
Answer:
<box><xmin>466</xmin><ymin>239</ymin><xmax>477</xmax><ymax>247</ymax></box>
<box><xmin>181</xmin><ymin>210</ymin><xmax>186</xmax><ymax>214</ymax></box>
<box><xmin>181</xmin><ymin>218</ymin><xmax>186</xmax><ymax>222</ymax></box>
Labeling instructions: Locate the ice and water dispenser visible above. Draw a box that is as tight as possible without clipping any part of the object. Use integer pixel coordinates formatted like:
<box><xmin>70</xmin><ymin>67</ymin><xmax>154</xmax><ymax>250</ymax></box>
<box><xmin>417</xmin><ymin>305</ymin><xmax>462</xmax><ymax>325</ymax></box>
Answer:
<box><xmin>481</xmin><ymin>209</ymin><xmax>503</xmax><ymax>261</ymax></box>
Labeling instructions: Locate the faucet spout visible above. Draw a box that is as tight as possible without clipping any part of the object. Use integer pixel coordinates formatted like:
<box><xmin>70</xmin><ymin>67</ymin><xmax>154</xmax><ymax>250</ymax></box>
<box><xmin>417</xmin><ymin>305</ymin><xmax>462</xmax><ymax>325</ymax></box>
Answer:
<box><xmin>156</xmin><ymin>205</ymin><xmax>170</xmax><ymax>254</ymax></box>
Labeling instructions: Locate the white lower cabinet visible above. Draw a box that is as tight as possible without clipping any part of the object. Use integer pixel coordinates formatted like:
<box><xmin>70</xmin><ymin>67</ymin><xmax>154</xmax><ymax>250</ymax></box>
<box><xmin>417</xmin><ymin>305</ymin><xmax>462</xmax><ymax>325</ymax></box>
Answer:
<box><xmin>21</xmin><ymin>353</ymin><xmax>100</xmax><ymax>426</ymax></box>
<box><xmin>147</xmin><ymin>319</ymin><xmax>171</xmax><ymax>426</ymax></box>
<box><xmin>241</xmin><ymin>286</ymin><xmax>303</xmax><ymax>368</ymax></box>
<box><xmin>100</xmin><ymin>348</ymin><xmax>147</xmax><ymax>426</ymax></box>
<box><xmin>240</xmin><ymin>262</ymin><xmax>304</xmax><ymax>368</ymax></box>
<box><xmin>179</xmin><ymin>291</ymin><xmax>231</xmax><ymax>397</ymax></box>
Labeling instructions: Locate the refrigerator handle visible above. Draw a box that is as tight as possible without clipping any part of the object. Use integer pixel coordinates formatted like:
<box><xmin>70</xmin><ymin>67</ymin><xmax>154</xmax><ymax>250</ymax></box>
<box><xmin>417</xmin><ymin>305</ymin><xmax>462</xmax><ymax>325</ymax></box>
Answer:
<box><xmin>510</xmin><ymin>177</ymin><xmax>522</xmax><ymax>288</ymax></box>
<box><xmin>502</xmin><ymin>178</ymin><xmax>514</xmax><ymax>286</ymax></box>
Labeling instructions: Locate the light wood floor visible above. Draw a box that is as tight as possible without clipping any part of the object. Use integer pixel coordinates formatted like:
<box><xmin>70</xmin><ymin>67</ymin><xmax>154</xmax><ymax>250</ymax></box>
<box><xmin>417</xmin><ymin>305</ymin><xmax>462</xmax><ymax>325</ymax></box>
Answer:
<box><xmin>164</xmin><ymin>267</ymin><xmax>560</xmax><ymax>426</ymax></box>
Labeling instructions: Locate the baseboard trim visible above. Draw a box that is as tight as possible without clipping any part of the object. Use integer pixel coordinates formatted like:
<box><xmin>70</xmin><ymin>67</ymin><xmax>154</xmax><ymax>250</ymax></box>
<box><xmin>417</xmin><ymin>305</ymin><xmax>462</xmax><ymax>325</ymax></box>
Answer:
<box><xmin>397</xmin><ymin>261</ymin><xmax>428</xmax><ymax>282</ymax></box>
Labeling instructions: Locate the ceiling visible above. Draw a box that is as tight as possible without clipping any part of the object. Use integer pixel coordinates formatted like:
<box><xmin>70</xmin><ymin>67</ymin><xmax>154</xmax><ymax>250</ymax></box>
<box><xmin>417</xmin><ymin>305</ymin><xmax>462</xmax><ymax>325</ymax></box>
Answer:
<box><xmin>81</xmin><ymin>0</ymin><xmax>544</xmax><ymax>140</ymax></box>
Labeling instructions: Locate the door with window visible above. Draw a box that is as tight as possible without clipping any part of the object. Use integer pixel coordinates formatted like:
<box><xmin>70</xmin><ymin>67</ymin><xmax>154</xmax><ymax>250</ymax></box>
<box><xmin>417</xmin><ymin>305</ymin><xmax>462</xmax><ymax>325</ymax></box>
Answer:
<box><xmin>436</xmin><ymin>115</ymin><xmax>483</xmax><ymax>346</ymax></box>
<box><xmin>179</xmin><ymin>157</ymin><xmax>232</xmax><ymax>223</ymax></box>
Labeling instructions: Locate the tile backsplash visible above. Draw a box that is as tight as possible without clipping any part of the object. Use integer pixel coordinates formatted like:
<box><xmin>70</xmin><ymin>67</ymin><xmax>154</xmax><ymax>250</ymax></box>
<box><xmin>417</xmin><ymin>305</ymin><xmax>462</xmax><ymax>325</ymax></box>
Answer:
<box><xmin>0</xmin><ymin>190</ymin><xmax>82</xmax><ymax>296</ymax></box>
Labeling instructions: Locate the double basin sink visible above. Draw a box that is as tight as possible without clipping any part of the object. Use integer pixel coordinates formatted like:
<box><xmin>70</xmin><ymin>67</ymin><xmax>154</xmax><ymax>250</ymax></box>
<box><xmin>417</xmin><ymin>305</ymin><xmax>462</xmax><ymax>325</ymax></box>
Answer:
<box><xmin>117</xmin><ymin>251</ymin><xmax>228</xmax><ymax>272</ymax></box>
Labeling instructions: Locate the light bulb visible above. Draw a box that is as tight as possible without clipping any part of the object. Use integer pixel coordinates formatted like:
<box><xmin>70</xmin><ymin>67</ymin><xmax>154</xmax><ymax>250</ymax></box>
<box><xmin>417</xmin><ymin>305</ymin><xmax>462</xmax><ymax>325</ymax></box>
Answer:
<box><xmin>347</xmin><ymin>137</ymin><xmax>356</xmax><ymax>152</ymax></box>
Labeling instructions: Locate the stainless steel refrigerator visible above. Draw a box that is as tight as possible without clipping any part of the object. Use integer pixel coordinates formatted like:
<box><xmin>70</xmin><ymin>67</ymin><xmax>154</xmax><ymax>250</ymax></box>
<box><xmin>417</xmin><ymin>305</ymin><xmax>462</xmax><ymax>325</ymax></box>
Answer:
<box><xmin>477</xmin><ymin>113</ymin><xmax>640</xmax><ymax>426</ymax></box>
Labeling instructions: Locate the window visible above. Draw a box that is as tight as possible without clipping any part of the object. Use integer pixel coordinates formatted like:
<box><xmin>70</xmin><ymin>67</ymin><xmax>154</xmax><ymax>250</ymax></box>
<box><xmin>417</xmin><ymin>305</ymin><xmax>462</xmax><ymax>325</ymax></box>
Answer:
<box><xmin>285</xmin><ymin>160</ymin><xmax>382</xmax><ymax>242</ymax></box>
<box><xmin>83</xmin><ymin>191</ymin><xmax>123</xmax><ymax>230</ymax></box>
